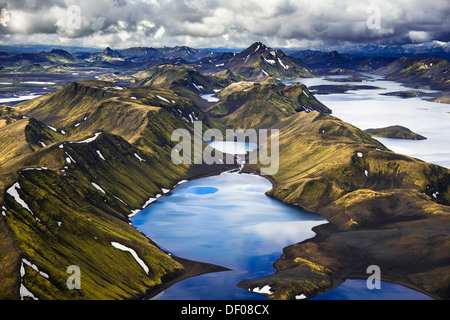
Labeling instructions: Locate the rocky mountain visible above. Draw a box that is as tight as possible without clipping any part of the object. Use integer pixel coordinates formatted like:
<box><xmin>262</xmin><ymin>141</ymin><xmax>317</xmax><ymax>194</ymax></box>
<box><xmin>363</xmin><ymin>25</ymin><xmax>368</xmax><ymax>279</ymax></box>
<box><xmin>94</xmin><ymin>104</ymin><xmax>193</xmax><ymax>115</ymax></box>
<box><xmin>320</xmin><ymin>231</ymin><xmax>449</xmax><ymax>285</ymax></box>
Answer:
<box><xmin>193</xmin><ymin>42</ymin><xmax>313</xmax><ymax>81</ymax></box>
<box><xmin>85</xmin><ymin>47</ymin><xmax>124</xmax><ymax>63</ymax></box>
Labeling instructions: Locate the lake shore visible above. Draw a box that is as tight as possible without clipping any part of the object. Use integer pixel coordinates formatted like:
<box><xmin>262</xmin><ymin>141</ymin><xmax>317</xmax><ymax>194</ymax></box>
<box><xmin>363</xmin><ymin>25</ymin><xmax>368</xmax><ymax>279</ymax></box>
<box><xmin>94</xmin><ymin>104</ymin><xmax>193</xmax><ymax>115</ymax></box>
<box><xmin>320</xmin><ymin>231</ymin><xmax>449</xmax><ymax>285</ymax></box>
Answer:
<box><xmin>133</xmin><ymin>158</ymin><xmax>238</xmax><ymax>300</ymax></box>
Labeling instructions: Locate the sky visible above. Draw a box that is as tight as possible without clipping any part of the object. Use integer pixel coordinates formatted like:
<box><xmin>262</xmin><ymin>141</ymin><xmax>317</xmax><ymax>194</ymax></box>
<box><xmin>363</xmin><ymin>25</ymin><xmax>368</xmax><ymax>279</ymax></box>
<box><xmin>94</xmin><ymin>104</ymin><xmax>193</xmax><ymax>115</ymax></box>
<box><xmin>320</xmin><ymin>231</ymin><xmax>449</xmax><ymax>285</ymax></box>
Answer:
<box><xmin>0</xmin><ymin>0</ymin><xmax>449</xmax><ymax>50</ymax></box>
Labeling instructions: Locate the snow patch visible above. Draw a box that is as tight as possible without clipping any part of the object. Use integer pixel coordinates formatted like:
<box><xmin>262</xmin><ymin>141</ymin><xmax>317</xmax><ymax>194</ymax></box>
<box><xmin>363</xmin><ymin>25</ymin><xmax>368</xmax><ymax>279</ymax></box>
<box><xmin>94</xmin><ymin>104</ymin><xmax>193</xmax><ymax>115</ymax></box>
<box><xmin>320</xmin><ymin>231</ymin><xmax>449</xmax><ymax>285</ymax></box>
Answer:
<box><xmin>6</xmin><ymin>183</ymin><xmax>34</xmax><ymax>215</ymax></box>
<box><xmin>22</xmin><ymin>259</ymin><xmax>49</xmax><ymax>279</ymax></box>
<box><xmin>295</xmin><ymin>293</ymin><xmax>307</xmax><ymax>300</ymax></box>
<box><xmin>357</xmin><ymin>152</ymin><xmax>363</xmax><ymax>158</ymax></box>
<box><xmin>65</xmin><ymin>152</ymin><xmax>76</xmax><ymax>164</ymax></box>
<box><xmin>22</xmin><ymin>167</ymin><xmax>47</xmax><ymax>171</ymax></box>
<box><xmin>278</xmin><ymin>58</ymin><xmax>289</xmax><ymax>69</ymax></box>
<box><xmin>134</xmin><ymin>153</ymin><xmax>145</xmax><ymax>162</ymax></box>
<box><xmin>113</xmin><ymin>195</ymin><xmax>128</xmax><ymax>206</ymax></box>
<box><xmin>70</xmin><ymin>132</ymin><xmax>102</xmax><ymax>144</ymax></box>
<box><xmin>91</xmin><ymin>182</ymin><xmax>106</xmax><ymax>194</ymax></box>
<box><xmin>111</xmin><ymin>242</ymin><xmax>149</xmax><ymax>274</ymax></box>
<box><xmin>142</xmin><ymin>197</ymin><xmax>157</xmax><ymax>208</ymax></box>
<box><xmin>96</xmin><ymin>150</ymin><xmax>106</xmax><ymax>161</ymax></box>
<box><xmin>156</xmin><ymin>95</ymin><xmax>170</xmax><ymax>103</ymax></box>
<box><xmin>252</xmin><ymin>285</ymin><xmax>273</xmax><ymax>295</ymax></box>
<box><xmin>192</xmin><ymin>83</ymin><xmax>204</xmax><ymax>92</ymax></box>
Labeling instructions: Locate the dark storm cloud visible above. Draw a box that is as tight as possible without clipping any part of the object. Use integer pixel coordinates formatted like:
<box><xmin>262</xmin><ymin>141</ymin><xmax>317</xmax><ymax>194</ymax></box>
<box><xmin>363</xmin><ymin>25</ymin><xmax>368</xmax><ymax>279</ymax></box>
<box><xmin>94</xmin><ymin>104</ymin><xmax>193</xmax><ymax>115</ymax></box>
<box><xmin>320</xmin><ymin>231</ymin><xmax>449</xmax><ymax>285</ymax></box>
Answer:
<box><xmin>0</xmin><ymin>0</ymin><xmax>448</xmax><ymax>48</ymax></box>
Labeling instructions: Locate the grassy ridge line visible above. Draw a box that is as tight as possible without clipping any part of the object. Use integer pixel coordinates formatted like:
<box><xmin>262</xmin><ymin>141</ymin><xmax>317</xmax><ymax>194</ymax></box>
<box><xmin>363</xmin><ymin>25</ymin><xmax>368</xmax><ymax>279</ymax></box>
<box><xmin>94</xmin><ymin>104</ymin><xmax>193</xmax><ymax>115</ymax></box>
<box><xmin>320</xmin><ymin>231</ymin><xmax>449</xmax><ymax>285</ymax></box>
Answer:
<box><xmin>206</xmin><ymin>81</ymin><xmax>331</xmax><ymax>119</ymax></box>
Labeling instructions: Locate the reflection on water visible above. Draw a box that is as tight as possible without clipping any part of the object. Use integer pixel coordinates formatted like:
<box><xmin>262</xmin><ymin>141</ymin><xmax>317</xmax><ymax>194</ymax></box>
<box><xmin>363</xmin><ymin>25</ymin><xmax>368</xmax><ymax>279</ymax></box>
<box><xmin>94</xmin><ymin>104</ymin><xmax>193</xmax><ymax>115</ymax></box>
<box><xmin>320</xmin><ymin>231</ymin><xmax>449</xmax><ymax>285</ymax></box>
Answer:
<box><xmin>131</xmin><ymin>173</ymin><xmax>326</xmax><ymax>299</ymax></box>
<box><xmin>132</xmin><ymin>172</ymin><xmax>433</xmax><ymax>300</ymax></box>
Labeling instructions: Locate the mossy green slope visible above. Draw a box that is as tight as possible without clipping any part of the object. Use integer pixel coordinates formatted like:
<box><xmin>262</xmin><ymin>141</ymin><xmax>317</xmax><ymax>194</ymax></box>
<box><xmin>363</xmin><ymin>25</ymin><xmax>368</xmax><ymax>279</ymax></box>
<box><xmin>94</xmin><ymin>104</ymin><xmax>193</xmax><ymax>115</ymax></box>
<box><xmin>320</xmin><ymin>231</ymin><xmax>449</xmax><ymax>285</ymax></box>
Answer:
<box><xmin>0</xmin><ymin>80</ymin><xmax>226</xmax><ymax>299</ymax></box>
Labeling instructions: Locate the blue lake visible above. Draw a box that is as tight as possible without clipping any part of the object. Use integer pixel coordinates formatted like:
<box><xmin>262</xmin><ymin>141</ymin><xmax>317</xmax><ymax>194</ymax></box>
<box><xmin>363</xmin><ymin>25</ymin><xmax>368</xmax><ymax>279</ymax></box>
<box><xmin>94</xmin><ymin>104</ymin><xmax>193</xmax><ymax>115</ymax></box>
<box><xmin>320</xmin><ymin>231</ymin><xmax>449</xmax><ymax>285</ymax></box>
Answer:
<box><xmin>131</xmin><ymin>172</ymin><xmax>326</xmax><ymax>299</ymax></box>
<box><xmin>131</xmin><ymin>172</ymin><xmax>434</xmax><ymax>300</ymax></box>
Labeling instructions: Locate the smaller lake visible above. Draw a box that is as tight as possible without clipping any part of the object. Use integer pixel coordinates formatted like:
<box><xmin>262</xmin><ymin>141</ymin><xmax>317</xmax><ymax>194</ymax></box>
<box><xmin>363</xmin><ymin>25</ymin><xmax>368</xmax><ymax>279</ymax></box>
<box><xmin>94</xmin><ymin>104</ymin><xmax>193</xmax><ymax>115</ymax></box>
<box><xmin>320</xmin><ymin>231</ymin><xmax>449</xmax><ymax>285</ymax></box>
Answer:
<box><xmin>206</xmin><ymin>141</ymin><xmax>258</xmax><ymax>154</ymax></box>
<box><xmin>201</xmin><ymin>93</ymin><xmax>220</xmax><ymax>102</ymax></box>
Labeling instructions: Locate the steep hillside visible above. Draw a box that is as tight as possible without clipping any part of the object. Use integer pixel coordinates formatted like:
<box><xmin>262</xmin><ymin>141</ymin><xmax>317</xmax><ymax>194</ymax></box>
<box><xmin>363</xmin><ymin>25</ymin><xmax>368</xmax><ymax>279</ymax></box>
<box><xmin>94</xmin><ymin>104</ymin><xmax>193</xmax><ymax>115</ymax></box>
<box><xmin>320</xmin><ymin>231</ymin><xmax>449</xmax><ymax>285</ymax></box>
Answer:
<box><xmin>0</xmin><ymin>80</ymin><xmax>229</xmax><ymax>299</ymax></box>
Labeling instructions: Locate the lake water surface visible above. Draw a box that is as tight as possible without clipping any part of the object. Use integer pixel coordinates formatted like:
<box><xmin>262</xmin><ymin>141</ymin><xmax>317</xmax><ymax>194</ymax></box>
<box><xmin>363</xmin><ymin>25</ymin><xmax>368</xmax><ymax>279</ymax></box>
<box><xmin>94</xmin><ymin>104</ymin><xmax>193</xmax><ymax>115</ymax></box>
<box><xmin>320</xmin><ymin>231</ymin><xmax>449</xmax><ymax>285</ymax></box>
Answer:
<box><xmin>132</xmin><ymin>172</ymin><xmax>327</xmax><ymax>299</ymax></box>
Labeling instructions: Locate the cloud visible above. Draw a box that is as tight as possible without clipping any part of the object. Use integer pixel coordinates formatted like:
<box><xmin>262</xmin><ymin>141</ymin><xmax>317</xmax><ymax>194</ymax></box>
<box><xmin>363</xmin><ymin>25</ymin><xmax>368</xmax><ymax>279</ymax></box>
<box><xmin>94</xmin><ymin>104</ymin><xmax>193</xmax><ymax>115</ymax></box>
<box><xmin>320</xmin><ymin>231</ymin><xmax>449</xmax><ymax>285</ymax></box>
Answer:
<box><xmin>0</xmin><ymin>0</ymin><xmax>449</xmax><ymax>48</ymax></box>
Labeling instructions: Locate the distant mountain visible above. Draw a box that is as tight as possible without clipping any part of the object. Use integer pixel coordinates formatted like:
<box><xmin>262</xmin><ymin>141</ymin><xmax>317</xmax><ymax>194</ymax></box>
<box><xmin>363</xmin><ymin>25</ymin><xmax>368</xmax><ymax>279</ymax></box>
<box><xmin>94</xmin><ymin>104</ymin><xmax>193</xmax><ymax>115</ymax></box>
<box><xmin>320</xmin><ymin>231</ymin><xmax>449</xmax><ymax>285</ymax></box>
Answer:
<box><xmin>338</xmin><ymin>42</ymin><xmax>450</xmax><ymax>60</ymax></box>
<box><xmin>0</xmin><ymin>49</ymin><xmax>82</xmax><ymax>66</ymax></box>
<box><xmin>374</xmin><ymin>57</ymin><xmax>449</xmax><ymax>90</ymax></box>
<box><xmin>84</xmin><ymin>47</ymin><xmax>124</xmax><ymax>62</ymax></box>
<box><xmin>193</xmin><ymin>42</ymin><xmax>313</xmax><ymax>80</ymax></box>
<box><xmin>287</xmin><ymin>49</ymin><xmax>395</xmax><ymax>71</ymax></box>
<box><xmin>74</xmin><ymin>46</ymin><xmax>219</xmax><ymax>63</ymax></box>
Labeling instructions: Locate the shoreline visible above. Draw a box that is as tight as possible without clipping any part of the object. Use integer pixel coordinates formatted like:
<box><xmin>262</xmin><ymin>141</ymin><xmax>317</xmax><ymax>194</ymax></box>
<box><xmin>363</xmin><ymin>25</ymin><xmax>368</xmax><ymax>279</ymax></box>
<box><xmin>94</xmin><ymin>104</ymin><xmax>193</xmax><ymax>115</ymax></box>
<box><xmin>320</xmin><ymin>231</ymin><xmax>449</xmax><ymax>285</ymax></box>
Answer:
<box><xmin>130</xmin><ymin>159</ymin><xmax>238</xmax><ymax>300</ymax></box>
<box><xmin>144</xmin><ymin>256</ymin><xmax>231</xmax><ymax>300</ymax></box>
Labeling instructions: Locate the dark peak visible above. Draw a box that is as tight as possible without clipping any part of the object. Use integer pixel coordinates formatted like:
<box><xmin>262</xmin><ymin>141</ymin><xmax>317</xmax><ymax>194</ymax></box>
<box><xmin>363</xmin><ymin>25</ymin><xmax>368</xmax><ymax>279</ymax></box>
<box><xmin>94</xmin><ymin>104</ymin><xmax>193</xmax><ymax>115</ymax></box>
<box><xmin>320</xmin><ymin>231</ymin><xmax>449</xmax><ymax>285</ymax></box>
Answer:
<box><xmin>102</xmin><ymin>47</ymin><xmax>121</xmax><ymax>57</ymax></box>
<box><xmin>241</xmin><ymin>42</ymin><xmax>271</xmax><ymax>55</ymax></box>
<box><xmin>50</xmin><ymin>49</ymin><xmax>70</xmax><ymax>55</ymax></box>
<box><xmin>327</xmin><ymin>50</ymin><xmax>341</xmax><ymax>57</ymax></box>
